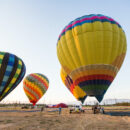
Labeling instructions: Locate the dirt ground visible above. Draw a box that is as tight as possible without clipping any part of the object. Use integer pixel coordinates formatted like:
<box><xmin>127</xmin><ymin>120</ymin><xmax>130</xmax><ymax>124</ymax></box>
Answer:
<box><xmin>0</xmin><ymin>107</ymin><xmax>130</xmax><ymax>130</ymax></box>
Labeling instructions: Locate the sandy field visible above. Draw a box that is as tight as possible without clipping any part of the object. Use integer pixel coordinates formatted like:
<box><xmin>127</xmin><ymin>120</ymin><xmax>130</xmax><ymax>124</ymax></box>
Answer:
<box><xmin>0</xmin><ymin>106</ymin><xmax>130</xmax><ymax>130</ymax></box>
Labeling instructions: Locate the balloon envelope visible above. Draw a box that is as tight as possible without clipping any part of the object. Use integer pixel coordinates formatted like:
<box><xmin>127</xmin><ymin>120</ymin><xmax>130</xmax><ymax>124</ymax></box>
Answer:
<box><xmin>0</xmin><ymin>52</ymin><xmax>26</xmax><ymax>101</ymax></box>
<box><xmin>23</xmin><ymin>73</ymin><xmax>49</xmax><ymax>106</ymax></box>
<box><xmin>60</xmin><ymin>68</ymin><xmax>87</xmax><ymax>103</ymax></box>
<box><xmin>57</xmin><ymin>14</ymin><xmax>127</xmax><ymax>102</ymax></box>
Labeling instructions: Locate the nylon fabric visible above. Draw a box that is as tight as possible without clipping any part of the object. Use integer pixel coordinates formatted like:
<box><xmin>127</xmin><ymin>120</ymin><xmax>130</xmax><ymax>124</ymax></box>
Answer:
<box><xmin>57</xmin><ymin>14</ymin><xmax>127</xmax><ymax>102</ymax></box>
<box><xmin>0</xmin><ymin>52</ymin><xmax>26</xmax><ymax>101</ymax></box>
<box><xmin>23</xmin><ymin>73</ymin><xmax>49</xmax><ymax>106</ymax></box>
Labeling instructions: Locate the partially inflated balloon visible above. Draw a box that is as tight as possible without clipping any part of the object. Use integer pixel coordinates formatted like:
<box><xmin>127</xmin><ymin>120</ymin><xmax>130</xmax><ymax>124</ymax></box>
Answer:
<box><xmin>0</xmin><ymin>52</ymin><xmax>26</xmax><ymax>101</ymax></box>
<box><xmin>60</xmin><ymin>68</ymin><xmax>87</xmax><ymax>103</ymax></box>
<box><xmin>23</xmin><ymin>73</ymin><xmax>49</xmax><ymax>106</ymax></box>
<box><xmin>57</xmin><ymin>14</ymin><xmax>127</xmax><ymax>102</ymax></box>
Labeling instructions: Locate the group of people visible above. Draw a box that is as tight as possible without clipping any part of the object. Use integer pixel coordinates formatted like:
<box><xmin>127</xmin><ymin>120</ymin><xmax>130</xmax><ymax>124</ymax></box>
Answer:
<box><xmin>92</xmin><ymin>104</ymin><xmax>105</xmax><ymax>114</ymax></box>
<box><xmin>40</xmin><ymin>104</ymin><xmax>105</xmax><ymax>115</ymax></box>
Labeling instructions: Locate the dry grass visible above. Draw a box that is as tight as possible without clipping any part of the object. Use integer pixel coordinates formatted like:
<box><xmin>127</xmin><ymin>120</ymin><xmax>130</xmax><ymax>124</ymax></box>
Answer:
<box><xmin>0</xmin><ymin>107</ymin><xmax>130</xmax><ymax>130</ymax></box>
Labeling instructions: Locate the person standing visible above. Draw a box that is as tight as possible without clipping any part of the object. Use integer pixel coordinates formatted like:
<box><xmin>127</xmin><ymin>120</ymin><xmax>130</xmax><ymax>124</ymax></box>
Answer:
<box><xmin>41</xmin><ymin>106</ymin><xmax>44</xmax><ymax>112</ymax></box>
<box><xmin>59</xmin><ymin>106</ymin><xmax>62</xmax><ymax>115</ymax></box>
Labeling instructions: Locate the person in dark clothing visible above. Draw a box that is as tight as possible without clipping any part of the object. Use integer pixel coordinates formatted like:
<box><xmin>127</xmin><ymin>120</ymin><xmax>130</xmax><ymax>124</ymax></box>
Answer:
<box><xmin>59</xmin><ymin>107</ymin><xmax>62</xmax><ymax>115</ymax></box>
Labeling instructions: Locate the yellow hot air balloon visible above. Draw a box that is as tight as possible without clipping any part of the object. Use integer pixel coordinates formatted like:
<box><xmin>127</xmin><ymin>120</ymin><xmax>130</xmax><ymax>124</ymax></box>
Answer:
<box><xmin>60</xmin><ymin>68</ymin><xmax>87</xmax><ymax>103</ymax></box>
<box><xmin>57</xmin><ymin>14</ymin><xmax>127</xmax><ymax>102</ymax></box>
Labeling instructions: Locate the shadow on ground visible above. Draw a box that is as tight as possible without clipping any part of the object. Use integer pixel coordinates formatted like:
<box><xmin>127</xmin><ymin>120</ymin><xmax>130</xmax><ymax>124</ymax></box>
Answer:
<box><xmin>105</xmin><ymin>111</ymin><xmax>130</xmax><ymax>116</ymax></box>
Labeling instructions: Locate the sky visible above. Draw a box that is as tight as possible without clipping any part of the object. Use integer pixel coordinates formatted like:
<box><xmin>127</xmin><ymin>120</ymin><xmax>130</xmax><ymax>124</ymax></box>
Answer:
<box><xmin>0</xmin><ymin>0</ymin><xmax>130</xmax><ymax>104</ymax></box>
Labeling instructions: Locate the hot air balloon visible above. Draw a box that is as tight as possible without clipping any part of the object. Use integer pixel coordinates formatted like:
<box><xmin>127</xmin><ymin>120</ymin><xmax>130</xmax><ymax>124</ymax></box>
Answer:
<box><xmin>60</xmin><ymin>68</ymin><xmax>87</xmax><ymax>103</ymax></box>
<box><xmin>0</xmin><ymin>51</ymin><xmax>26</xmax><ymax>101</ymax></box>
<box><xmin>57</xmin><ymin>14</ymin><xmax>127</xmax><ymax>102</ymax></box>
<box><xmin>23</xmin><ymin>73</ymin><xmax>49</xmax><ymax>106</ymax></box>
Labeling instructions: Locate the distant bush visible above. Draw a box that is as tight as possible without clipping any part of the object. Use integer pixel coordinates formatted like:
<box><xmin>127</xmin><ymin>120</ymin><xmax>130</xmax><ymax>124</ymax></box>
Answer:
<box><xmin>0</xmin><ymin>103</ymin><xmax>46</xmax><ymax>108</ymax></box>
<box><xmin>114</xmin><ymin>102</ymin><xmax>130</xmax><ymax>106</ymax></box>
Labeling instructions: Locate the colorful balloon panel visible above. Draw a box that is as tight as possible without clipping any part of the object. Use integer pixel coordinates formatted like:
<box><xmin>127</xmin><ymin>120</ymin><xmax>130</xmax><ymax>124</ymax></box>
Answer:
<box><xmin>23</xmin><ymin>73</ymin><xmax>49</xmax><ymax>106</ymax></box>
<box><xmin>57</xmin><ymin>14</ymin><xmax>127</xmax><ymax>102</ymax></box>
<box><xmin>60</xmin><ymin>68</ymin><xmax>87</xmax><ymax>103</ymax></box>
<box><xmin>0</xmin><ymin>52</ymin><xmax>26</xmax><ymax>101</ymax></box>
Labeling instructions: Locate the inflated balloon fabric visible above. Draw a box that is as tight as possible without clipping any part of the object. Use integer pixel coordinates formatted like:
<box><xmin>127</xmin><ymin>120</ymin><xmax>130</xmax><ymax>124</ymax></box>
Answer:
<box><xmin>23</xmin><ymin>73</ymin><xmax>49</xmax><ymax>106</ymax></box>
<box><xmin>0</xmin><ymin>52</ymin><xmax>26</xmax><ymax>101</ymax></box>
<box><xmin>57</xmin><ymin>14</ymin><xmax>127</xmax><ymax>102</ymax></box>
<box><xmin>60</xmin><ymin>68</ymin><xmax>87</xmax><ymax>103</ymax></box>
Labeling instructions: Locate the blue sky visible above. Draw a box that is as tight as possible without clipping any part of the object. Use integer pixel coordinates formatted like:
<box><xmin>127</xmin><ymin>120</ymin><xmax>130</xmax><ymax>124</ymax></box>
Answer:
<box><xmin>0</xmin><ymin>0</ymin><xmax>130</xmax><ymax>104</ymax></box>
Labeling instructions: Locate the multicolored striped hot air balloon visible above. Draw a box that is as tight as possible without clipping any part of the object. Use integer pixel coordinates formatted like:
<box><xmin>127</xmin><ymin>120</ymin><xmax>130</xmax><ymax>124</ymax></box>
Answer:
<box><xmin>60</xmin><ymin>68</ymin><xmax>87</xmax><ymax>103</ymax></box>
<box><xmin>57</xmin><ymin>14</ymin><xmax>127</xmax><ymax>102</ymax></box>
<box><xmin>0</xmin><ymin>51</ymin><xmax>26</xmax><ymax>101</ymax></box>
<box><xmin>23</xmin><ymin>73</ymin><xmax>49</xmax><ymax>106</ymax></box>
